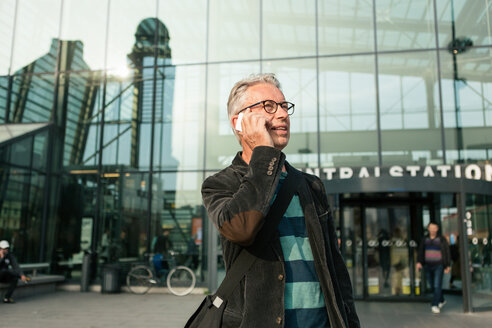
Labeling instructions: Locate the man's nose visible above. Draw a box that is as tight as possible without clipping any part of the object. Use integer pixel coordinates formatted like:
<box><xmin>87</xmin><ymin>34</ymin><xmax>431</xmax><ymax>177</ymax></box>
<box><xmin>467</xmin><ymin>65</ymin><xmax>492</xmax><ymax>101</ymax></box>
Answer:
<box><xmin>275</xmin><ymin>104</ymin><xmax>289</xmax><ymax>118</ymax></box>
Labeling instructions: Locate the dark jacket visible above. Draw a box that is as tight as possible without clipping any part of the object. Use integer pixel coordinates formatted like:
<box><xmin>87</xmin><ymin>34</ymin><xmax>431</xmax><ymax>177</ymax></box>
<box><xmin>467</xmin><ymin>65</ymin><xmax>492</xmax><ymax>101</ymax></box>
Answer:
<box><xmin>202</xmin><ymin>146</ymin><xmax>360</xmax><ymax>328</ymax></box>
<box><xmin>417</xmin><ymin>235</ymin><xmax>451</xmax><ymax>267</ymax></box>
<box><xmin>0</xmin><ymin>252</ymin><xmax>23</xmax><ymax>276</ymax></box>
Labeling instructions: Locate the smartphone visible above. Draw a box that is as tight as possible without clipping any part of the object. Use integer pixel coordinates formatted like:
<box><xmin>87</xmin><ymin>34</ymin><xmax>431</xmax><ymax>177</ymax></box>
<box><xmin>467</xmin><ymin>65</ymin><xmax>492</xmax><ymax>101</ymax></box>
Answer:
<box><xmin>235</xmin><ymin>112</ymin><xmax>243</xmax><ymax>132</ymax></box>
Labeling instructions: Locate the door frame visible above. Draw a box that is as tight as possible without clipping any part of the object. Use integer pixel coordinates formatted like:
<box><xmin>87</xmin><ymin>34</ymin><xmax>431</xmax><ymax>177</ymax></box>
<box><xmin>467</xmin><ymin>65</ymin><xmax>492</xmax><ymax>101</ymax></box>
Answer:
<box><xmin>339</xmin><ymin>192</ymin><xmax>432</xmax><ymax>301</ymax></box>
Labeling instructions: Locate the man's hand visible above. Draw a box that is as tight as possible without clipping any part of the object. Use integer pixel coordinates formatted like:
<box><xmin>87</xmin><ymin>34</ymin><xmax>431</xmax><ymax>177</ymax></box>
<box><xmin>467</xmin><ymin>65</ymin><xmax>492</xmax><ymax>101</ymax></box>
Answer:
<box><xmin>20</xmin><ymin>275</ymin><xmax>28</xmax><ymax>282</ymax></box>
<box><xmin>416</xmin><ymin>262</ymin><xmax>422</xmax><ymax>271</ymax></box>
<box><xmin>238</xmin><ymin>109</ymin><xmax>274</xmax><ymax>149</ymax></box>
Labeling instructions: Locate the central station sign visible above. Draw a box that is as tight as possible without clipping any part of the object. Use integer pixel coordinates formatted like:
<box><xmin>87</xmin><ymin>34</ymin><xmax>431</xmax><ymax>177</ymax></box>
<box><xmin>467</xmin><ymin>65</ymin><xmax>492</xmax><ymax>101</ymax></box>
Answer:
<box><xmin>303</xmin><ymin>164</ymin><xmax>492</xmax><ymax>182</ymax></box>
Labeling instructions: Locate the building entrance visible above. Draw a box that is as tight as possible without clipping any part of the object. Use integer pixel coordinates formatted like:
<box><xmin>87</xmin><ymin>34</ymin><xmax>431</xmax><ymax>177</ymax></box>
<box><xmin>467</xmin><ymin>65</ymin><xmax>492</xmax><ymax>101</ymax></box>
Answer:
<box><xmin>340</xmin><ymin>193</ymin><xmax>428</xmax><ymax>300</ymax></box>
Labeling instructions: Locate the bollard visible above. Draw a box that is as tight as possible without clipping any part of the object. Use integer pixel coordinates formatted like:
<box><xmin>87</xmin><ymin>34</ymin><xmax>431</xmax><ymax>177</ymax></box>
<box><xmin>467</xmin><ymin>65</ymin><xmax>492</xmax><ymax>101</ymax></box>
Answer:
<box><xmin>80</xmin><ymin>251</ymin><xmax>91</xmax><ymax>292</ymax></box>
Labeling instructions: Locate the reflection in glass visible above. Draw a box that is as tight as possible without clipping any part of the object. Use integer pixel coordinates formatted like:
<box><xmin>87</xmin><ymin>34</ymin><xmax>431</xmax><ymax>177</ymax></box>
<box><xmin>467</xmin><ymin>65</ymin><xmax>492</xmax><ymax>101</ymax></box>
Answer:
<box><xmin>343</xmin><ymin>206</ymin><xmax>363</xmax><ymax>297</ymax></box>
<box><xmin>440</xmin><ymin>47</ymin><xmax>492</xmax><ymax>164</ymax></box>
<box><xmin>9</xmin><ymin>74</ymin><xmax>56</xmax><ymax>123</ymax></box>
<box><xmin>440</xmin><ymin>193</ymin><xmax>461</xmax><ymax>291</ymax></box>
<box><xmin>157</xmin><ymin>0</ymin><xmax>206</xmax><ymax>65</ymax></box>
<box><xmin>379</xmin><ymin>51</ymin><xmax>443</xmax><ymax>166</ymax></box>
<box><xmin>64</xmin><ymin>71</ymin><xmax>103</xmax><ymax>167</ymax></box>
<box><xmin>0</xmin><ymin>168</ymin><xmax>45</xmax><ymax>263</ymax></box>
<box><xmin>9</xmin><ymin>39</ymin><xmax>91</xmax><ymax>126</ymax></box>
<box><xmin>11</xmin><ymin>0</ymin><xmax>61</xmax><ymax>73</ymax></box>
<box><xmin>0</xmin><ymin>76</ymin><xmax>7</xmax><ymax>122</ymax></box>
<box><xmin>266</xmin><ymin>59</ymin><xmax>318</xmax><ymax>168</ymax></box>
<box><xmin>107</xmin><ymin>1</ymin><xmax>156</xmax><ymax>71</ymax></box>
<box><xmin>151</xmin><ymin>172</ymin><xmax>204</xmax><ymax>280</ymax></box>
<box><xmin>100</xmin><ymin>74</ymin><xmax>135</xmax><ymax>167</ymax></box>
<box><xmin>465</xmin><ymin>194</ymin><xmax>492</xmax><ymax>309</ymax></box>
<box><xmin>0</xmin><ymin>0</ymin><xmax>15</xmax><ymax>75</ymax></box>
<box><xmin>319</xmin><ymin>55</ymin><xmax>378</xmax><ymax>167</ymax></box>
<box><xmin>375</xmin><ymin>0</ymin><xmax>436</xmax><ymax>51</ymax></box>
<box><xmin>61</xmin><ymin>0</ymin><xmax>108</xmax><ymax>70</ymax></box>
<box><xmin>436</xmin><ymin>0</ymin><xmax>492</xmax><ymax>48</ymax></box>
<box><xmin>33</xmin><ymin>130</ymin><xmax>49</xmax><ymax>171</ymax></box>
<box><xmin>51</xmin><ymin>174</ymin><xmax>97</xmax><ymax>280</ymax></box>
<box><xmin>262</xmin><ymin>0</ymin><xmax>316</xmax><ymax>59</ymax></box>
<box><xmin>99</xmin><ymin>173</ymin><xmax>149</xmax><ymax>262</ymax></box>
<box><xmin>154</xmin><ymin>65</ymin><xmax>206</xmax><ymax>171</ymax></box>
<box><xmin>366</xmin><ymin>207</ymin><xmax>411</xmax><ymax>297</ymax></box>
<box><xmin>0</xmin><ymin>131</ymin><xmax>50</xmax><ymax>264</ymax></box>
<box><xmin>319</xmin><ymin>0</ymin><xmax>374</xmax><ymax>55</ymax></box>
<box><xmin>210</xmin><ymin>1</ymin><xmax>261</xmax><ymax>62</ymax></box>
<box><xmin>205</xmin><ymin>62</ymin><xmax>260</xmax><ymax>170</ymax></box>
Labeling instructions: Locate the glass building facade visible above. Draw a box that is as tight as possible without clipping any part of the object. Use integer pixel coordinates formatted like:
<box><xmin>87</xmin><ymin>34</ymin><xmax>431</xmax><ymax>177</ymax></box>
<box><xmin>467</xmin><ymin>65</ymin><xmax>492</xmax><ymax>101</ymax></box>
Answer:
<box><xmin>0</xmin><ymin>0</ymin><xmax>491</xmax><ymax>311</ymax></box>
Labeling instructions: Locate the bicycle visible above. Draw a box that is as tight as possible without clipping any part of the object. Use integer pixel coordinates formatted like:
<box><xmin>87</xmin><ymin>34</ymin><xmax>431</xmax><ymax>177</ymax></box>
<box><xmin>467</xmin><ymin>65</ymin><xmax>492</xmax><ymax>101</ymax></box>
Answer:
<box><xmin>126</xmin><ymin>250</ymin><xmax>196</xmax><ymax>296</ymax></box>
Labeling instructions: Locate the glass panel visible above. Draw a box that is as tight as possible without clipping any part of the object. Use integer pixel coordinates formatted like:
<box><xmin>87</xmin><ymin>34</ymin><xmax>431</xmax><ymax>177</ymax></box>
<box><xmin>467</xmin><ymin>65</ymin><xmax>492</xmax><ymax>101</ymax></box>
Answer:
<box><xmin>208</xmin><ymin>0</ymin><xmax>260</xmax><ymax>62</ymax></box>
<box><xmin>11</xmin><ymin>0</ymin><xmax>61</xmax><ymax>73</ymax></box>
<box><xmin>157</xmin><ymin>0</ymin><xmax>206</xmax><ymax>64</ymax></box>
<box><xmin>9</xmin><ymin>73</ymin><xmax>56</xmax><ymax>123</ymax></box>
<box><xmin>375</xmin><ymin>0</ymin><xmax>436</xmax><ymax>51</ymax></box>
<box><xmin>379</xmin><ymin>51</ymin><xmax>443</xmax><ymax>166</ymax></box>
<box><xmin>52</xmin><ymin>174</ymin><xmax>97</xmax><ymax>281</ymax></box>
<box><xmin>440</xmin><ymin>193</ymin><xmax>461</xmax><ymax>290</ymax></box>
<box><xmin>318</xmin><ymin>0</ymin><xmax>374</xmax><ymax>55</ymax></box>
<box><xmin>154</xmin><ymin>65</ymin><xmax>206</xmax><ymax>170</ymax></box>
<box><xmin>440</xmin><ymin>47</ymin><xmax>492</xmax><ymax>164</ymax></box>
<box><xmin>151</xmin><ymin>172</ymin><xmax>204</xmax><ymax>282</ymax></box>
<box><xmin>262</xmin><ymin>0</ymin><xmax>316</xmax><ymax>59</ymax></box>
<box><xmin>99</xmin><ymin>68</ymin><xmax>139</xmax><ymax>168</ymax></box>
<box><xmin>60</xmin><ymin>0</ymin><xmax>108</xmax><ymax>71</ymax></box>
<box><xmin>10</xmin><ymin>135</ymin><xmax>32</xmax><ymax>168</ymax></box>
<box><xmin>0</xmin><ymin>169</ymin><xmax>44</xmax><ymax>263</ymax></box>
<box><xmin>266</xmin><ymin>59</ymin><xmax>318</xmax><ymax>168</ymax></box>
<box><xmin>0</xmin><ymin>0</ymin><xmax>15</xmax><ymax>75</ymax></box>
<box><xmin>436</xmin><ymin>0</ymin><xmax>492</xmax><ymax>48</ymax></box>
<box><xmin>366</xmin><ymin>206</ymin><xmax>411</xmax><ymax>297</ymax></box>
<box><xmin>33</xmin><ymin>129</ymin><xmax>49</xmax><ymax>172</ymax></box>
<box><xmin>0</xmin><ymin>76</ymin><xmax>8</xmax><ymax>123</ymax></box>
<box><xmin>99</xmin><ymin>172</ymin><xmax>149</xmax><ymax>264</ymax></box>
<box><xmin>466</xmin><ymin>193</ymin><xmax>492</xmax><ymax>309</ymax></box>
<box><xmin>342</xmin><ymin>206</ymin><xmax>363</xmax><ymax>297</ymax></box>
<box><xmin>107</xmin><ymin>1</ymin><xmax>156</xmax><ymax>72</ymax></box>
<box><xmin>319</xmin><ymin>55</ymin><xmax>378</xmax><ymax>167</ymax></box>
<box><xmin>205</xmin><ymin>62</ymin><xmax>261</xmax><ymax>170</ymax></box>
<box><xmin>103</xmin><ymin>65</ymin><xmax>155</xmax><ymax>170</ymax></box>
<box><xmin>64</xmin><ymin>71</ymin><xmax>104</xmax><ymax>168</ymax></box>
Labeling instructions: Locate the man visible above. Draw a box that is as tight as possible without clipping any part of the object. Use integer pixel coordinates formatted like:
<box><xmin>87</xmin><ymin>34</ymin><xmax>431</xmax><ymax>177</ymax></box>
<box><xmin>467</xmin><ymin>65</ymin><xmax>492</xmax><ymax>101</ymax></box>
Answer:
<box><xmin>416</xmin><ymin>222</ymin><xmax>451</xmax><ymax>314</ymax></box>
<box><xmin>202</xmin><ymin>74</ymin><xmax>360</xmax><ymax>327</ymax></box>
<box><xmin>0</xmin><ymin>240</ymin><xmax>29</xmax><ymax>303</ymax></box>
<box><xmin>153</xmin><ymin>228</ymin><xmax>174</xmax><ymax>272</ymax></box>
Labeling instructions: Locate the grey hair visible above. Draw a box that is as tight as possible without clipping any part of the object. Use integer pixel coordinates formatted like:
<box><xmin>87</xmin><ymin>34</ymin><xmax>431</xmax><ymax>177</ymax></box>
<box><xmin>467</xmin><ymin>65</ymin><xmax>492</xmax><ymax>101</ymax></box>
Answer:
<box><xmin>227</xmin><ymin>73</ymin><xmax>282</xmax><ymax>142</ymax></box>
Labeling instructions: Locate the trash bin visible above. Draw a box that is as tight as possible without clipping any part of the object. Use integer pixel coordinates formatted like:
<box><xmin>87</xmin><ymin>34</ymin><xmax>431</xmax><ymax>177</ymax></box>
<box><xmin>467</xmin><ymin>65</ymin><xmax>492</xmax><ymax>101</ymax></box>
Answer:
<box><xmin>101</xmin><ymin>264</ymin><xmax>121</xmax><ymax>293</ymax></box>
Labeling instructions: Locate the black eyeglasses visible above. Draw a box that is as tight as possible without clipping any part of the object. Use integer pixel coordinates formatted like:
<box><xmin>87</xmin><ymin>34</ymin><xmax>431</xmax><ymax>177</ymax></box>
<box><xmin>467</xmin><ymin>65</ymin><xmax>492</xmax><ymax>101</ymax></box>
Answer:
<box><xmin>238</xmin><ymin>99</ymin><xmax>295</xmax><ymax>116</ymax></box>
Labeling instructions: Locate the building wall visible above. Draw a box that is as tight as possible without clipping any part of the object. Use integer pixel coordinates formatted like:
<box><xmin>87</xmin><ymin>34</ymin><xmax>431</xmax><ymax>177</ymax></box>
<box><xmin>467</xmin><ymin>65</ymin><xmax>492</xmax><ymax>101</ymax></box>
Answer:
<box><xmin>0</xmin><ymin>0</ymin><xmax>491</xmax><ymax>295</ymax></box>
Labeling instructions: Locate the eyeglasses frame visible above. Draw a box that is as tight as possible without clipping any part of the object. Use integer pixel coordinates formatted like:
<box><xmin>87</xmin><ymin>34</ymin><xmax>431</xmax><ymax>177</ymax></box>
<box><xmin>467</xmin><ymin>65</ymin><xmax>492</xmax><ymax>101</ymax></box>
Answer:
<box><xmin>237</xmin><ymin>99</ymin><xmax>295</xmax><ymax>116</ymax></box>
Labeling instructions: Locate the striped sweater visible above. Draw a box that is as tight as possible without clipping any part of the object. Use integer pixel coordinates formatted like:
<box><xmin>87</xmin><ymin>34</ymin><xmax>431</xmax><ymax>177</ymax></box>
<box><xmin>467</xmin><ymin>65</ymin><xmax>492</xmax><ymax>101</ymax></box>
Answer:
<box><xmin>274</xmin><ymin>173</ymin><xmax>330</xmax><ymax>328</ymax></box>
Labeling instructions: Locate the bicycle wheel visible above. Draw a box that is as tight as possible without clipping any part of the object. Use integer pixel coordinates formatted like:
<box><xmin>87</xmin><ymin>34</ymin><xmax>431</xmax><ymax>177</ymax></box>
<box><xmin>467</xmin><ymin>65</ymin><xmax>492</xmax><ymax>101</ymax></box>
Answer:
<box><xmin>126</xmin><ymin>265</ymin><xmax>154</xmax><ymax>294</ymax></box>
<box><xmin>166</xmin><ymin>266</ymin><xmax>196</xmax><ymax>296</ymax></box>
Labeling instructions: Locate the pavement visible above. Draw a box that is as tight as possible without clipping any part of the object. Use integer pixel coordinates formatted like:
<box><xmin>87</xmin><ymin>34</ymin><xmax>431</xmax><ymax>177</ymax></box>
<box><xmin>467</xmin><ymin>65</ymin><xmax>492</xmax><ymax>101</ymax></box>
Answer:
<box><xmin>1</xmin><ymin>288</ymin><xmax>492</xmax><ymax>328</ymax></box>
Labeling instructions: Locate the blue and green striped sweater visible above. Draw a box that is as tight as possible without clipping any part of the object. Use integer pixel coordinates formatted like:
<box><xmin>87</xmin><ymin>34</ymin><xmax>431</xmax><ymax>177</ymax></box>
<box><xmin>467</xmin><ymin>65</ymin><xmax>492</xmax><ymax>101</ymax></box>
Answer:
<box><xmin>274</xmin><ymin>172</ymin><xmax>330</xmax><ymax>328</ymax></box>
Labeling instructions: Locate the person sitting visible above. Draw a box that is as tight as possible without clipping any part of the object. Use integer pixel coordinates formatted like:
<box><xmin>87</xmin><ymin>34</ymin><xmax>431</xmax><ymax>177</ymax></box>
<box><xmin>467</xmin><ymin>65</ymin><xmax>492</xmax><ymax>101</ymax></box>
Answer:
<box><xmin>0</xmin><ymin>240</ymin><xmax>29</xmax><ymax>303</ymax></box>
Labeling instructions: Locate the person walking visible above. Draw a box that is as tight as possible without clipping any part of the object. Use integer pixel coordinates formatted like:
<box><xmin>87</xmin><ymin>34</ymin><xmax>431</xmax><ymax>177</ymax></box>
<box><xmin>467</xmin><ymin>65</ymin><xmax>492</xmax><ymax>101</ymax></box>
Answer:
<box><xmin>201</xmin><ymin>73</ymin><xmax>360</xmax><ymax>327</ymax></box>
<box><xmin>416</xmin><ymin>223</ymin><xmax>451</xmax><ymax>314</ymax></box>
<box><xmin>0</xmin><ymin>240</ymin><xmax>29</xmax><ymax>303</ymax></box>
